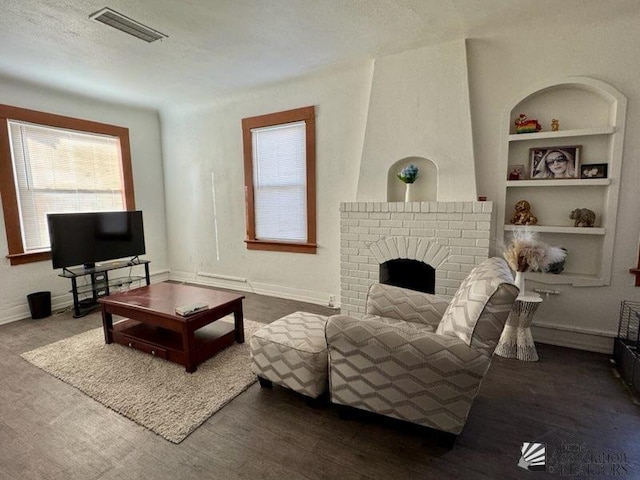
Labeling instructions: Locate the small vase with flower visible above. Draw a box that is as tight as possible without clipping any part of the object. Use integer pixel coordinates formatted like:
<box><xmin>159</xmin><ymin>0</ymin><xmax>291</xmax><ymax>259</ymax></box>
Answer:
<box><xmin>397</xmin><ymin>164</ymin><xmax>419</xmax><ymax>202</ymax></box>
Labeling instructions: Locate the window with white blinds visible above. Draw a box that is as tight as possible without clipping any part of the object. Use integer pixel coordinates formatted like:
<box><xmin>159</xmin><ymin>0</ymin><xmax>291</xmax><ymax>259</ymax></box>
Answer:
<box><xmin>0</xmin><ymin>103</ymin><xmax>134</xmax><ymax>265</ymax></box>
<box><xmin>252</xmin><ymin>121</ymin><xmax>307</xmax><ymax>242</ymax></box>
<box><xmin>8</xmin><ymin>121</ymin><xmax>125</xmax><ymax>251</ymax></box>
<box><xmin>242</xmin><ymin>106</ymin><xmax>316</xmax><ymax>254</ymax></box>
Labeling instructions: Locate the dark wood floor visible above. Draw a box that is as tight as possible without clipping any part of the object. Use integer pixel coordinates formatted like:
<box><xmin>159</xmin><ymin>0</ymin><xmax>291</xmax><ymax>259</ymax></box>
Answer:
<box><xmin>1</xmin><ymin>286</ymin><xmax>639</xmax><ymax>479</ymax></box>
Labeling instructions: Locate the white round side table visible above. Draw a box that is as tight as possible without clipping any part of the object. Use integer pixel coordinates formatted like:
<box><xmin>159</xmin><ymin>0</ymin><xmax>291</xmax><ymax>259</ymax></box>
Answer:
<box><xmin>495</xmin><ymin>292</ymin><xmax>543</xmax><ymax>361</ymax></box>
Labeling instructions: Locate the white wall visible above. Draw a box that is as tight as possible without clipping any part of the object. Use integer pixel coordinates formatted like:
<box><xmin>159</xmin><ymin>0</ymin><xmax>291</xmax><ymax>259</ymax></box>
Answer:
<box><xmin>0</xmin><ymin>75</ymin><xmax>169</xmax><ymax>323</ymax></box>
<box><xmin>466</xmin><ymin>14</ymin><xmax>640</xmax><ymax>351</ymax></box>
<box><xmin>357</xmin><ymin>39</ymin><xmax>477</xmax><ymax>202</ymax></box>
<box><xmin>160</xmin><ymin>62</ymin><xmax>372</xmax><ymax>305</ymax></box>
<box><xmin>161</xmin><ymin>16</ymin><xmax>640</xmax><ymax>350</ymax></box>
<box><xmin>6</xmin><ymin>13</ymin><xmax>638</xmax><ymax>352</ymax></box>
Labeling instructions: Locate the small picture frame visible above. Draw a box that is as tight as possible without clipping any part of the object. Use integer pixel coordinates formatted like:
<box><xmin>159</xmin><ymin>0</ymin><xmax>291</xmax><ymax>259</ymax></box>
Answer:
<box><xmin>507</xmin><ymin>165</ymin><xmax>525</xmax><ymax>180</ymax></box>
<box><xmin>529</xmin><ymin>146</ymin><xmax>580</xmax><ymax>179</ymax></box>
<box><xmin>580</xmin><ymin>163</ymin><xmax>608</xmax><ymax>179</ymax></box>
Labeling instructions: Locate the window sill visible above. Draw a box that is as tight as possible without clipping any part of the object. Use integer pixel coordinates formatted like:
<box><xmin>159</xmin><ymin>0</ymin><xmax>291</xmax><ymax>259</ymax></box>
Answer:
<box><xmin>245</xmin><ymin>239</ymin><xmax>317</xmax><ymax>254</ymax></box>
<box><xmin>7</xmin><ymin>249</ymin><xmax>51</xmax><ymax>266</ymax></box>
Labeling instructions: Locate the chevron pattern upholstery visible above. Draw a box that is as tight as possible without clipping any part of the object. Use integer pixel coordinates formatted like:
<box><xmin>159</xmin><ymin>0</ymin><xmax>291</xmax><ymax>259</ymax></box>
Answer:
<box><xmin>326</xmin><ymin>315</ymin><xmax>491</xmax><ymax>434</ymax></box>
<box><xmin>326</xmin><ymin>257</ymin><xmax>518</xmax><ymax>435</ymax></box>
<box><xmin>250</xmin><ymin>311</ymin><xmax>329</xmax><ymax>399</ymax></box>
<box><xmin>366</xmin><ymin>283</ymin><xmax>449</xmax><ymax>329</ymax></box>
<box><xmin>436</xmin><ymin>257</ymin><xmax>519</xmax><ymax>355</ymax></box>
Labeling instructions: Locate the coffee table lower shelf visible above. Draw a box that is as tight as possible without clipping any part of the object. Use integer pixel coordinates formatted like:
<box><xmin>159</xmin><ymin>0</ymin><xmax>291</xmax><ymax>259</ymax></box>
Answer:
<box><xmin>111</xmin><ymin>319</ymin><xmax>236</xmax><ymax>369</ymax></box>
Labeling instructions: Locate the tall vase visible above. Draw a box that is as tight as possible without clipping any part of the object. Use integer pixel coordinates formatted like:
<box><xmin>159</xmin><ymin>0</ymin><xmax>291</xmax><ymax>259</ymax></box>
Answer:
<box><xmin>514</xmin><ymin>270</ymin><xmax>525</xmax><ymax>296</ymax></box>
<box><xmin>404</xmin><ymin>182</ymin><xmax>413</xmax><ymax>202</ymax></box>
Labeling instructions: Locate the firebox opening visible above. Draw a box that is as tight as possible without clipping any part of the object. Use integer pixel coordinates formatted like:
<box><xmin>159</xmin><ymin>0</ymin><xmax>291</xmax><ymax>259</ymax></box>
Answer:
<box><xmin>379</xmin><ymin>259</ymin><xmax>435</xmax><ymax>294</ymax></box>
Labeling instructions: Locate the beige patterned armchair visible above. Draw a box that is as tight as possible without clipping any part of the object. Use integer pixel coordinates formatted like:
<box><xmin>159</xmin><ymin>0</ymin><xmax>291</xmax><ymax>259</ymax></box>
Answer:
<box><xmin>325</xmin><ymin>257</ymin><xmax>518</xmax><ymax>438</ymax></box>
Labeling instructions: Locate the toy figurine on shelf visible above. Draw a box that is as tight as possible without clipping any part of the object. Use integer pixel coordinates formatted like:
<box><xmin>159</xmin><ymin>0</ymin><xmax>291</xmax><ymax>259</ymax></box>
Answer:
<box><xmin>508</xmin><ymin>165</ymin><xmax>524</xmax><ymax>180</ymax></box>
<box><xmin>569</xmin><ymin>208</ymin><xmax>596</xmax><ymax>227</ymax></box>
<box><xmin>551</xmin><ymin>119</ymin><xmax>559</xmax><ymax>131</ymax></box>
<box><xmin>514</xmin><ymin>114</ymin><xmax>542</xmax><ymax>134</ymax></box>
<box><xmin>510</xmin><ymin>200</ymin><xmax>538</xmax><ymax>225</ymax></box>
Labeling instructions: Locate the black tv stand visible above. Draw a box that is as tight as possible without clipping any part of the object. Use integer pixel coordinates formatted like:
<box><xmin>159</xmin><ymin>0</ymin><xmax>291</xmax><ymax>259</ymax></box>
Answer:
<box><xmin>59</xmin><ymin>259</ymin><xmax>151</xmax><ymax>318</ymax></box>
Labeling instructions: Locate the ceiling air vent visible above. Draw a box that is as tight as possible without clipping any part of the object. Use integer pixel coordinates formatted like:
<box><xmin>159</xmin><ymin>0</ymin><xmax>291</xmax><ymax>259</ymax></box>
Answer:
<box><xmin>89</xmin><ymin>7</ymin><xmax>168</xmax><ymax>43</ymax></box>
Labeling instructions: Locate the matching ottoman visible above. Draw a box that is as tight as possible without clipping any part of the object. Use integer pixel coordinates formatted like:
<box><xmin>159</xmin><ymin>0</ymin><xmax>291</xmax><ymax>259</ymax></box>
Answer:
<box><xmin>250</xmin><ymin>311</ymin><xmax>329</xmax><ymax>399</ymax></box>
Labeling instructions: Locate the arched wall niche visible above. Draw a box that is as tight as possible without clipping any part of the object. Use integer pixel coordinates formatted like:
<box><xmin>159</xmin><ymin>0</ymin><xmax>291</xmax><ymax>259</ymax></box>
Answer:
<box><xmin>387</xmin><ymin>156</ymin><xmax>438</xmax><ymax>202</ymax></box>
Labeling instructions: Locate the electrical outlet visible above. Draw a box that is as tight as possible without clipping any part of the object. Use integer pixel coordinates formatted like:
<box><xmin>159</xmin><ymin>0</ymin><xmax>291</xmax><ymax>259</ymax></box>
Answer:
<box><xmin>328</xmin><ymin>295</ymin><xmax>336</xmax><ymax>307</ymax></box>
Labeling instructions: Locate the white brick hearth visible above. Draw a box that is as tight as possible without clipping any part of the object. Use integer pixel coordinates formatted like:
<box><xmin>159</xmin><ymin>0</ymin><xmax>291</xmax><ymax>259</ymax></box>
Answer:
<box><xmin>340</xmin><ymin>201</ymin><xmax>494</xmax><ymax>317</ymax></box>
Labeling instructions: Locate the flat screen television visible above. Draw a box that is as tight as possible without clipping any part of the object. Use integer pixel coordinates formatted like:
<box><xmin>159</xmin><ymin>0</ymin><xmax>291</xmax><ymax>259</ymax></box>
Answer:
<box><xmin>47</xmin><ymin>211</ymin><xmax>146</xmax><ymax>270</ymax></box>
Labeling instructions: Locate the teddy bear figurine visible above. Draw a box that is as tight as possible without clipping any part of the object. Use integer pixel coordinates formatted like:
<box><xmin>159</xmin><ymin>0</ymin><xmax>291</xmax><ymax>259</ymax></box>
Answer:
<box><xmin>510</xmin><ymin>200</ymin><xmax>538</xmax><ymax>225</ymax></box>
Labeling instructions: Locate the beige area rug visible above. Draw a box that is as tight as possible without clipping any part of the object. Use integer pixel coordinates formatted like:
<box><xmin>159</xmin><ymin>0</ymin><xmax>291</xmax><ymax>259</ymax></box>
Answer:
<box><xmin>21</xmin><ymin>318</ymin><xmax>262</xmax><ymax>443</ymax></box>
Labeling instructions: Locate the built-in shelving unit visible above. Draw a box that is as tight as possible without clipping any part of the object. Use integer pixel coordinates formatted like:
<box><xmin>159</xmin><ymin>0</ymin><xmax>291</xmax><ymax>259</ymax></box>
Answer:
<box><xmin>506</xmin><ymin>179</ymin><xmax>611</xmax><ymax>188</ymax></box>
<box><xmin>498</xmin><ymin>77</ymin><xmax>627</xmax><ymax>287</ymax></box>
<box><xmin>503</xmin><ymin>225</ymin><xmax>606</xmax><ymax>235</ymax></box>
<box><xmin>507</xmin><ymin>126</ymin><xmax>615</xmax><ymax>142</ymax></box>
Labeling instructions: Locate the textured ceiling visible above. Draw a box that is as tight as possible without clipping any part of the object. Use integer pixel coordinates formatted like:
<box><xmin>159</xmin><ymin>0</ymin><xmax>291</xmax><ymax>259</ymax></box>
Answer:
<box><xmin>0</xmin><ymin>0</ymin><xmax>636</xmax><ymax>110</ymax></box>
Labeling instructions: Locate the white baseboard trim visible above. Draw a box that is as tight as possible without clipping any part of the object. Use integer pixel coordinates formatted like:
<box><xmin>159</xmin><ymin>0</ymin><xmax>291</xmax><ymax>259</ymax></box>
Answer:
<box><xmin>251</xmin><ymin>281</ymin><xmax>338</xmax><ymax>308</ymax></box>
<box><xmin>0</xmin><ymin>293</ymin><xmax>72</xmax><ymax>326</ymax></box>
<box><xmin>532</xmin><ymin>322</ymin><xmax>615</xmax><ymax>354</ymax></box>
<box><xmin>169</xmin><ymin>270</ymin><xmax>339</xmax><ymax>309</ymax></box>
<box><xmin>0</xmin><ymin>269</ymin><xmax>171</xmax><ymax>326</ymax></box>
<box><xmin>170</xmin><ymin>270</ymin><xmax>255</xmax><ymax>294</ymax></box>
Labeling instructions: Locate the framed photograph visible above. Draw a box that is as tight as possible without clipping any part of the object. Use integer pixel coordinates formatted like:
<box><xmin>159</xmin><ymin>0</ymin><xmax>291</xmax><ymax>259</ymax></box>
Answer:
<box><xmin>507</xmin><ymin>165</ymin><xmax>525</xmax><ymax>180</ymax></box>
<box><xmin>529</xmin><ymin>145</ymin><xmax>580</xmax><ymax>179</ymax></box>
<box><xmin>580</xmin><ymin>163</ymin><xmax>608</xmax><ymax>179</ymax></box>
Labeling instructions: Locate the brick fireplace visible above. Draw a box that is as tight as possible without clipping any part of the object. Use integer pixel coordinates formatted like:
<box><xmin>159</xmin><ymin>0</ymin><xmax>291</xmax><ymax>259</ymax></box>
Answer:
<box><xmin>340</xmin><ymin>201</ymin><xmax>494</xmax><ymax>317</ymax></box>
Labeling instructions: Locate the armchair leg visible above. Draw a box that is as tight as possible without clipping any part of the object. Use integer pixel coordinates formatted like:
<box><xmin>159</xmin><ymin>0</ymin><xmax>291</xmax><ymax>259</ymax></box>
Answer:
<box><xmin>257</xmin><ymin>376</ymin><xmax>273</xmax><ymax>388</ymax></box>
<box><xmin>336</xmin><ymin>404</ymin><xmax>373</xmax><ymax>421</ymax></box>
<box><xmin>304</xmin><ymin>390</ymin><xmax>329</xmax><ymax>408</ymax></box>
<box><xmin>336</xmin><ymin>404</ymin><xmax>357</xmax><ymax>420</ymax></box>
<box><xmin>434</xmin><ymin>431</ymin><xmax>458</xmax><ymax>450</ymax></box>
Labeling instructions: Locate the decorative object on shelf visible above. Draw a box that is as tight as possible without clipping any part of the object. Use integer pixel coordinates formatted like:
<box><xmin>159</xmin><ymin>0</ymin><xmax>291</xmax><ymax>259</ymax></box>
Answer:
<box><xmin>508</xmin><ymin>165</ymin><xmax>524</xmax><ymax>180</ymax></box>
<box><xmin>397</xmin><ymin>164</ymin><xmax>419</xmax><ymax>202</ymax></box>
<box><xmin>510</xmin><ymin>200</ymin><xmax>538</xmax><ymax>226</ymax></box>
<box><xmin>529</xmin><ymin>145</ymin><xmax>581</xmax><ymax>179</ymax></box>
<box><xmin>551</xmin><ymin>118</ymin><xmax>559</xmax><ymax>131</ymax></box>
<box><xmin>544</xmin><ymin>248</ymin><xmax>567</xmax><ymax>274</ymax></box>
<box><xmin>503</xmin><ymin>230</ymin><xmax>567</xmax><ymax>295</ymax></box>
<box><xmin>580</xmin><ymin>163</ymin><xmax>608</xmax><ymax>179</ymax></box>
<box><xmin>569</xmin><ymin>208</ymin><xmax>596</xmax><ymax>227</ymax></box>
<box><xmin>403</xmin><ymin>183</ymin><xmax>414</xmax><ymax>202</ymax></box>
<box><xmin>514</xmin><ymin>114</ymin><xmax>542</xmax><ymax>134</ymax></box>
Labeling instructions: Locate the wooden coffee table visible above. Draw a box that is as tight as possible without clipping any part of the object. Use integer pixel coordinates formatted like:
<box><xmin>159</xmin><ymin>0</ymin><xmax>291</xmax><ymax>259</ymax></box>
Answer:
<box><xmin>99</xmin><ymin>282</ymin><xmax>245</xmax><ymax>373</ymax></box>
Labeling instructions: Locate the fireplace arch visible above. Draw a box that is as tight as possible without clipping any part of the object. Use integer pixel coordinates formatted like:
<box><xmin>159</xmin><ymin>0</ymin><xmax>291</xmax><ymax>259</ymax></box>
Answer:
<box><xmin>379</xmin><ymin>258</ymin><xmax>435</xmax><ymax>294</ymax></box>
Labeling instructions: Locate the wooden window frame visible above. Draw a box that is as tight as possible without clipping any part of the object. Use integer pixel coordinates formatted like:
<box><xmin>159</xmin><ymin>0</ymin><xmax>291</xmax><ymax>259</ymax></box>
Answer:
<box><xmin>0</xmin><ymin>104</ymin><xmax>135</xmax><ymax>266</ymax></box>
<box><xmin>242</xmin><ymin>106</ymin><xmax>317</xmax><ymax>254</ymax></box>
<box><xmin>630</xmin><ymin>257</ymin><xmax>640</xmax><ymax>286</ymax></box>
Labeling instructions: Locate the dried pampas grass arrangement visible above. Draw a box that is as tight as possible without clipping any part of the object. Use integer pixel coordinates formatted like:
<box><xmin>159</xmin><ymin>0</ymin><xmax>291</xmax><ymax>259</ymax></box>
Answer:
<box><xmin>503</xmin><ymin>230</ymin><xmax>567</xmax><ymax>273</ymax></box>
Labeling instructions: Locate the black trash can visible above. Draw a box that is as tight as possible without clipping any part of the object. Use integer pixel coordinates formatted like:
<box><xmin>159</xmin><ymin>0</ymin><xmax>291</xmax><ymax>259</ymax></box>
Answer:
<box><xmin>27</xmin><ymin>291</ymin><xmax>51</xmax><ymax>319</ymax></box>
